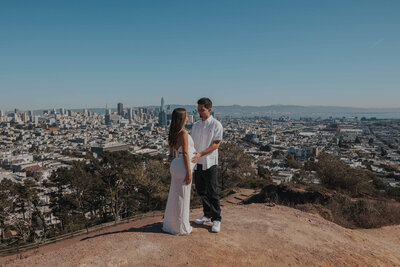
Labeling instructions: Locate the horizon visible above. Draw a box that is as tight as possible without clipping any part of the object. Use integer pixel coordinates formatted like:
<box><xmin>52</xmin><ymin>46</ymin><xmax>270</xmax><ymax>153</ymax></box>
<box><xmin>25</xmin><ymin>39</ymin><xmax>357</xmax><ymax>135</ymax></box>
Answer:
<box><xmin>4</xmin><ymin>102</ymin><xmax>400</xmax><ymax>112</ymax></box>
<box><xmin>1</xmin><ymin>1</ymin><xmax>399</xmax><ymax>109</ymax></box>
<box><xmin>0</xmin><ymin>102</ymin><xmax>400</xmax><ymax>112</ymax></box>
<box><xmin>4</xmin><ymin>102</ymin><xmax>400</xmax><ymax>115</ymax></box>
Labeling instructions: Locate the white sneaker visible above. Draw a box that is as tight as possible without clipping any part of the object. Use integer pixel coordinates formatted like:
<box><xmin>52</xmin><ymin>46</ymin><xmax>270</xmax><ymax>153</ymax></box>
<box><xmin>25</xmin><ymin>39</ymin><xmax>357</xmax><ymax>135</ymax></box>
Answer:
<box><xmin>194</xmin><ymin>216</ymin><xmax>211</xmax><ymax>225</ymax></box>
<box><xmin>211</xmin><ymin>221</ymin><xmax>221</xmax><ymax>233</ymax></box>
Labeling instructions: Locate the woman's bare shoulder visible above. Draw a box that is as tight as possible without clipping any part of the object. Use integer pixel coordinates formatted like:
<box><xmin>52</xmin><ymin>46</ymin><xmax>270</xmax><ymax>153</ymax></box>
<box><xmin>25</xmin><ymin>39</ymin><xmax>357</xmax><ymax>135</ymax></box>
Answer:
<box><xmin>177</xmin><ymin>130</ymin><xmax>188</xmax><ymax>143</ymax></box>
<box><xmin>178</xmin><ymin>129</ymin><xmax>188</xmax><ymax>137</ymax></box>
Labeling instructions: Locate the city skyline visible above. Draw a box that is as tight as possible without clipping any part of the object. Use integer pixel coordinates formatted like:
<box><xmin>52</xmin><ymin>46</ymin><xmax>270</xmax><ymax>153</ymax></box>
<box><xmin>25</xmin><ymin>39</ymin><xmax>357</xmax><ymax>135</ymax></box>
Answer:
<box><xmin>3</xmin><ymin>100</ymin><xmax>400</xmax><ymax>114</ymax></box>
<box><xmin>1</xmin><ymin>1</ymin><xmax>400</xmax><ymax>109</ymax></box>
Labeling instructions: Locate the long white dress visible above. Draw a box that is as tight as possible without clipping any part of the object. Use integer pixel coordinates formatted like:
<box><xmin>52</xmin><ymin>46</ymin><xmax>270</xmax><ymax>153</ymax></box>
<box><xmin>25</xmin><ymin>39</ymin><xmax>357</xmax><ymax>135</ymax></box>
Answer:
<box><xmin>162</xmin><ymin>135</ymin><xmax>196</xmax><ymax>235</ymax></box>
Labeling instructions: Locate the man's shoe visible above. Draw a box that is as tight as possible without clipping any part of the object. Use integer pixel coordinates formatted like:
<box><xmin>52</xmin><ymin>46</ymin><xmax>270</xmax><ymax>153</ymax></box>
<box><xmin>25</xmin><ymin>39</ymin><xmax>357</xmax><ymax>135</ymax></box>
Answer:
<box><xmin>194</xmin><ymin>216</ymin><xmax>211</xmax><ymax>225</ymax></box>
<box><xmin>211</xmin><ymin>221</ymin><xmax>221</xmax><ymax>233</ymax></box>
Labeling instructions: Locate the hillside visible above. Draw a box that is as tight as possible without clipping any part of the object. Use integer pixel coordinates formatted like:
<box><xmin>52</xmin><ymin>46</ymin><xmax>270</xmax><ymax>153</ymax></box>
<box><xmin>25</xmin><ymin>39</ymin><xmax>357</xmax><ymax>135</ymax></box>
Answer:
<box><xmin>1</xmin><ymin>189</ymin><xmax>400</xmax><ymax>267</ymax></box>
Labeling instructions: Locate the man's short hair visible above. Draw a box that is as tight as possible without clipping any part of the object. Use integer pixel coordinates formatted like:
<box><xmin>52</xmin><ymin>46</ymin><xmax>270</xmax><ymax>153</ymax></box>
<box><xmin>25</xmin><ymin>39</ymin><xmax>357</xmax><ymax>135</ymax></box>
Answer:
<box><xmin>197</xmin><ymin>97</ymin><xmax>212</xmax><ymax>109</ymax></box>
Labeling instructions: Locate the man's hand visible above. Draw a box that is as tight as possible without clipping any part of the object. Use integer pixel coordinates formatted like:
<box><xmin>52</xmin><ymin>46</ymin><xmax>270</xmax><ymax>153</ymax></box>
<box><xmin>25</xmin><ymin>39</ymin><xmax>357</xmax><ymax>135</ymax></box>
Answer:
<box><xmin>191</xmin><ymin>152</ymin><xmax>201</xmax><ymax>163</ymax></box>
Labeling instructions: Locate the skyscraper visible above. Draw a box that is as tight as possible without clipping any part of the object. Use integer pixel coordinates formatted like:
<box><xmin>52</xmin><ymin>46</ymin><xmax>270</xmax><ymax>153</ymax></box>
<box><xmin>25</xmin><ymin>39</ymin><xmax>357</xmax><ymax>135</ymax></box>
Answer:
<box><xmin>159</xmin><ymin>97</ymin><xmax>167</xmax><ymax>126</ymax></box>
<box><xmin>161</xmin><ymin>97</ymin><xmax>165</xmax><ymax>111</ymax></box>
<box><xmin>105</xmin><ymin>104</ymin><xmax>111</xmax><ymax>124</ymax></box>
<box><xmin>21</xmin><ymin>112</ymin><xmax>29</xmax><ymax>122</ymax></box>
<box><xmin>34</xmin><ymin>116</ymin><xmax>39</xmax><ymax>126</ymax></box>
<box><xmin>29</xmin><ymin>110</ymin><xmax>34</xmax><ymax>122</ymax></box>
<box><xmin>127</xmin><ymin>107</ymin><xmax>134</xmax><ymax>122</ymax></box>
<box><xmin>118</xmin><ymin>103</ymin><xmax>124</xmax><ymax>116</ymax></box>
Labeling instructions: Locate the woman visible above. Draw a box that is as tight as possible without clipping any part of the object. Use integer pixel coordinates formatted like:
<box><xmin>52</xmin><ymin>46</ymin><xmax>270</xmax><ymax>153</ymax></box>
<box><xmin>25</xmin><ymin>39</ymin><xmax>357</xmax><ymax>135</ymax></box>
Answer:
<box><xmin>162</xmin><ymin>108</ymin><xmax>196</xmax><ymax>235</ymax></box>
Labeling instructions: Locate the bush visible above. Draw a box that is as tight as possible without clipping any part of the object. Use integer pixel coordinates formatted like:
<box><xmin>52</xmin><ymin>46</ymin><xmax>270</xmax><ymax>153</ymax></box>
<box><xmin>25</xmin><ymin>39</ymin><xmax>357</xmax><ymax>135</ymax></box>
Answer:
<box><xmin>387</xmin><ymin>187</ymin><xmax>400</xmax><ymax>201</ymax></box>
<box><xmin>246</xmin><ymin>183</ymin><xmax>400</xmax><ymax>229</ymax></box>
<box><xmin>295</xmin><ymin>203</ymin><xmax>333</xmax><ymax>221</ymax></box>
<box><xmin>328</xmin><ymin>195</ymin><xmax>400</xmax><ymax>229</ymax></box>
<box><xmin>237</xmin><ymin>177</ymin><xmax>271</xmax><ymax>189</ymax></box>
<box><xmin>315</xmin><ymin>154</ymin><xmax>375</xmax><ymax>196</ymax></box>
<box><xmin>286</xmin><ymin>154</ymin><xmax>303</xmax><ymax>169</ymax></box>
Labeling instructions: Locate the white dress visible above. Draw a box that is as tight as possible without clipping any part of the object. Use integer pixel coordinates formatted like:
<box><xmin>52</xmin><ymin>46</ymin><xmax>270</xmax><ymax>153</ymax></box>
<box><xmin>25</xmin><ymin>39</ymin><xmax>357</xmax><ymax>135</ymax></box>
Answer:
<box><xmin>162</xmin><ymin>135</ymin><xmax>196</xmax><ymax>235</ymax></box>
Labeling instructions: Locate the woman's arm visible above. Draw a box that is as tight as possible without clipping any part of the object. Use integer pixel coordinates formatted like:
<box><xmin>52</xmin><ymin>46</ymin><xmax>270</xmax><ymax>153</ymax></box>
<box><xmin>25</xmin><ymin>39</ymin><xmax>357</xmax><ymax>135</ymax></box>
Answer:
<box><xmin>180</xmin><ymin>130</ymin><xmax>192</xmax><ymax>185</ymax></box>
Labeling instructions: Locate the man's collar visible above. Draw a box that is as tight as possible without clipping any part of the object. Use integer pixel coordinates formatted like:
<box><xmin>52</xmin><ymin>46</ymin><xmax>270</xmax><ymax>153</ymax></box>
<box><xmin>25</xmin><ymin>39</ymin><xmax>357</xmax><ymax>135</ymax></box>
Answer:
<box><xmin>202</xmin><ymin>115</ymin><xmax>213</xmax><ymax>125</ymax></box>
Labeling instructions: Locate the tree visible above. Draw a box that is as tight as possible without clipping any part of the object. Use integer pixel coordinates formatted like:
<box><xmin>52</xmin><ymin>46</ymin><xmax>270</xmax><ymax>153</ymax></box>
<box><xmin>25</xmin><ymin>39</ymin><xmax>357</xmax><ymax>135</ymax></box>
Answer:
<box><xmin>254</xmin><ymin>159</ymin><xmax>272</xmax><ymax>188</ymax></box>
<box><xmin>8</xmin><ymin>179</ymin><xmax>40</xmax><ymax>243</ymax></box>
<box><xmin>256</xmin><ymin>159</ymin><xmax>271</xmax><ymax>180</ymax></box>
<box><xmin>260</xmin><ymin>145</ymin><xmax>271</xmax><ymax>152</ymax></box>
<box><xmin>0</xmin><ymin>179</ymin><xmax>13</xmax><ymax>243</ymax></box>
<box><xmin>315</xmin><ymin>153</ymin><xmax>375</xmax><ymax>196</ymax></box>
<box><xmin>218</xmin><ymin>142</ymin><xmax>256</xmax><ymax>191</ymax></box>
<box><xmin>304</xmin><ymin>158</ymin><xmax>318</xmax><ymax>172</ymax></box>
<box><xmin>272</xmin><ymin>150</ymin><xmax>285</xmax><ymax>159</ymax></box>
<box><xmin>292</xmin><ymin>169</ymin><xmax>310</xmax><ymax>184</ymax></box>
<box><xmin>95</xmin><ymin>152</ymin><xmax>133</xmax><ymax>223</ymax></box>
<box><xmin>47</xmin><ymin>160</ymin><xmax>99</xmax><ymax>233</ymax></box>
<box><xmin>368</xmin><ymin>138</ymin><xmax>374</xmax><ymax>146</ymax></box>
<box><xmin>130</xmin><ymin>160</ymin><xmax>170</xmax><ymax>212</ymax></box>
<box><xmin>381</xmin><ymin>147</ymin><xmax>388</xmax><ymax>157</ymax></box>
<box><xmin>286</xmin><ymin>154</ymin><xmax>303</xmax><ymax>169</ymax></box>
<box><xmin>29</xmin><ymin>145</ymin><xmax>38</xmax><ymax>153</ymax></box>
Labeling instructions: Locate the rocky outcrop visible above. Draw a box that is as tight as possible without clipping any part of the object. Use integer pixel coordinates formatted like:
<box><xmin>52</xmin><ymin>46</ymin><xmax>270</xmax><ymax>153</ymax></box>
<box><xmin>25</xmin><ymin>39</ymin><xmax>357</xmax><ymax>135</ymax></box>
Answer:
<box><xmin>244</xmin><ymin>183</ymin><xmax>333</xmax><ymax>206</ymax></box>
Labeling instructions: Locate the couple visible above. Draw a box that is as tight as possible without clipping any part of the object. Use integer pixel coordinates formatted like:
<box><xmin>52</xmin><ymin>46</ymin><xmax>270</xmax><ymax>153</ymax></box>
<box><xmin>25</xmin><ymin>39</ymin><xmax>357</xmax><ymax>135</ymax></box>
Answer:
<box><xmin>162</xmin><ymin>97</ymin><xmax>223</xmax><ymax>236</ymax></box>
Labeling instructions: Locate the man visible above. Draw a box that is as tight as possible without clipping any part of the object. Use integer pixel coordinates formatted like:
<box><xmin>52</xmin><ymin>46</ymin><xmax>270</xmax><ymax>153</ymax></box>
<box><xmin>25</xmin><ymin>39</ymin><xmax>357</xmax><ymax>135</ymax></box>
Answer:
<box><xmin>191</xmin><ymin>97</ymin><xmax>223</xmax><ymax>233</ymax></box>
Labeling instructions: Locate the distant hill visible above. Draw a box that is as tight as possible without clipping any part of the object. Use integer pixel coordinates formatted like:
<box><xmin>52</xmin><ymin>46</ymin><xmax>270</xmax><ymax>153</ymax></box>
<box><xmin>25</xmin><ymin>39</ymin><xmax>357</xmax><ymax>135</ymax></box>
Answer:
<box><xmin>159</xmin><ymin>104</ymin><xmax>400</xmax><ymax>119</ymax></box>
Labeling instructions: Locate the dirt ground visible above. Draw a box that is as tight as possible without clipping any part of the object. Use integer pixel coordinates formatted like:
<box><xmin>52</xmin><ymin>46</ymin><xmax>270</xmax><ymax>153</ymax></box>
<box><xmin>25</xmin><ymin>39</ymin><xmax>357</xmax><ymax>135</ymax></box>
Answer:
<box><xmin>1</xmin><ymin>189</ymin><xmax>400</xmax><ymax>267</ymax></box>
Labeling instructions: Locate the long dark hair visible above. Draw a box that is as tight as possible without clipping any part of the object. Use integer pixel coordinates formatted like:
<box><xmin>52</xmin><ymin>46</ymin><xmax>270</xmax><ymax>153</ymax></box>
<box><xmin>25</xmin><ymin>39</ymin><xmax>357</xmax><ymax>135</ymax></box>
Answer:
<box><xmin>168</xmin><ymin>108</ymin><xmax>187</xmax><ymax>147</ymax></box>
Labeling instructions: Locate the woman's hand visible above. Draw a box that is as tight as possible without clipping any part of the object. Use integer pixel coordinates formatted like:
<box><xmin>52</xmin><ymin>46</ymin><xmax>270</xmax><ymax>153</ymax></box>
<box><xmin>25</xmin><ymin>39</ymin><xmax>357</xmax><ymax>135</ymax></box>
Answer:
<box><xmin>191</xmin><ymin>152</ymin><xmax>201</xmax><ymax>163</ymax></box>
<box><xmin>184</xmin><ymin>173</ymin><xmax>192</xmax><ymax>185</ymax></box>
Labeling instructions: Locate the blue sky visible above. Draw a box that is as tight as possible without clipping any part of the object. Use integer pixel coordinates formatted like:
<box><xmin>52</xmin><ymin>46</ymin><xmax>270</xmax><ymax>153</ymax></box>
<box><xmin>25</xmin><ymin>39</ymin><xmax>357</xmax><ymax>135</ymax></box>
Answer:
<box><xmin>0</xmin><ymin>0</ymin><xmax>399</xmax><ymax>110</ymax></box>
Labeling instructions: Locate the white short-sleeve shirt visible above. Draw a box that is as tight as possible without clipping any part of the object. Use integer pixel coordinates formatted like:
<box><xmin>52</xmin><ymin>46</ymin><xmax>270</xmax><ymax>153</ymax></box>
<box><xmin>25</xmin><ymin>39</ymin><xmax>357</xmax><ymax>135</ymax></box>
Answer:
<box><xmin>190</xmin><ymin>115</ymin><xmax>223</xmax><ymax>170</ymax></box>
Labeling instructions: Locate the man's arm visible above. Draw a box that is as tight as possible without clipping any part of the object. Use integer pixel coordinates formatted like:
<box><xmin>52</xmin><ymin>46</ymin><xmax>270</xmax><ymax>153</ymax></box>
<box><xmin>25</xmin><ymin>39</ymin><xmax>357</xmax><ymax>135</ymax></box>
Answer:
<box><xmin>191</xmin><ymin>140</ymin><xmax>221</xmax><ymax>163</ymax></box>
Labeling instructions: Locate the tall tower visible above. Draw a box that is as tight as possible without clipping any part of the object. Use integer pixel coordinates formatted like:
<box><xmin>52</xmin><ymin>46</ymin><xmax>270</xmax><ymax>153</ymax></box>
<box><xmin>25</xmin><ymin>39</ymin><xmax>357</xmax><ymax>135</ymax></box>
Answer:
<box><xmin>117</xmin><ymin>102</ymin><xmax>123</xmax><ymax>116</ymax></box>
<box><xmin>159</xmin><ymin>97</ymin><xmax>167</xmax><ymax>126</ymax></box>
<box><xmin>161</xmin><ymin>97</ymin><xmax>165</xmax><ymax>111</ymax></box>
<box><xmin>127</xmin><ymin>107</ymin><xmax>134</xmax><ymax>122</ymax></box>
<box><xmin>105</xmin><ymin>104</ymin><xmax>111</xmax><ymax>124</ymax></box>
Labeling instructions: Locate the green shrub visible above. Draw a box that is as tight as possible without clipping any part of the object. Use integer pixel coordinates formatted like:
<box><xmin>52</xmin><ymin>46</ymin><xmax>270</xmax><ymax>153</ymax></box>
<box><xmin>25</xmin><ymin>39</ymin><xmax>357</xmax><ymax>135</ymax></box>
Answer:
<box><xmin>316</xmin><ymin>154</ymin><xmax>375</xmax><ymax>196</ymax></box>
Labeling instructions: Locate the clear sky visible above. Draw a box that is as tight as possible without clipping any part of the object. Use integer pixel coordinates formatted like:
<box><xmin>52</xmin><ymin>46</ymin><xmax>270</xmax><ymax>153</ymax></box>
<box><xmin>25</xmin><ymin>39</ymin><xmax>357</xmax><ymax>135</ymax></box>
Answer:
<box><xmin>0</xmin><ymin>0</ymin><xmax>399</xmax><ymax>110</ymax></box>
